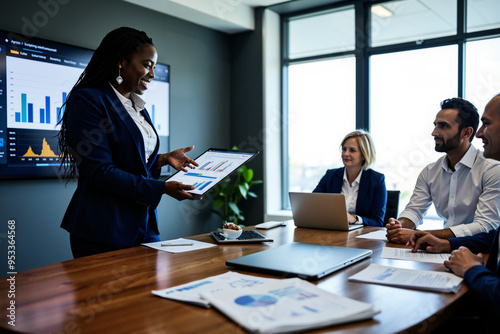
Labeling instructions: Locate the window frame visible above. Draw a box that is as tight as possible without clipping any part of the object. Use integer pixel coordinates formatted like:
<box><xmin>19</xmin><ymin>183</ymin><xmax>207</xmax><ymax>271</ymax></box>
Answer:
<box><xmin>280</xmin><ymin>0</ymin><xmax>500</xmax><ymax>210</ymax></box>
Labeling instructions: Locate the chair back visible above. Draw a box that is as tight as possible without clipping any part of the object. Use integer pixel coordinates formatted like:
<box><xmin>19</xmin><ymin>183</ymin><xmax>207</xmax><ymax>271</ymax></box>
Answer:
<box><xmin>384</xmin><ymin>190</ymin><xmax>400</xmax><ymax>224</ymax></box>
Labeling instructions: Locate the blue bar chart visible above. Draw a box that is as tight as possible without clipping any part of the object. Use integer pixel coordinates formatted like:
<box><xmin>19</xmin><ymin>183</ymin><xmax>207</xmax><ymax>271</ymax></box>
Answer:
<box><xmin>6</xmin><ymin>56</ymin><xmax>83</xmax><ymax>131</ymax></box>
<box><xmin>15</xmin><ymin>92</ymin><xmax>67</xmax><ymax>125</ymax></box>
<box><xmin>167</xmin><ymin>150</ymin><xmax>255</xmax><ymax>196</ymax></box>
<box><xmin>143</xmin><ymin>78</ymin><xmax>169</xmax><ymax>136</ymax></box>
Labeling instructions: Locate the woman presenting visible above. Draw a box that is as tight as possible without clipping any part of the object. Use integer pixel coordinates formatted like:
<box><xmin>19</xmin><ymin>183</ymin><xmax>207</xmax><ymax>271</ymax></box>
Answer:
<box><xmin>58</xmin><ymin>27</ymin><xmax>199</xmax><ymax>258</ymax></box>
<box><xmin>313</xmin><ymin>130</ymin><xmax>387</xmax><ymax>226</ymax></box>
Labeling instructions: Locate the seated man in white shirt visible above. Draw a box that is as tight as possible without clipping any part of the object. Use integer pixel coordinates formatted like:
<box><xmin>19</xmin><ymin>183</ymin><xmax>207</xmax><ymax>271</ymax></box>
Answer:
<box><xmin>386</xmin><ymin>97</ymin><xmax>500</xmax><ymax>244</ymax></box>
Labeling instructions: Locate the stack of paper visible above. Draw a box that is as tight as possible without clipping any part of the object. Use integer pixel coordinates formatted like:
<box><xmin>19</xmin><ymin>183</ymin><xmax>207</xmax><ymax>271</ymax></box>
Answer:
<box><xmin>152</xmin><ymin>272</ymin><xmax>282</xmax><ymax>307</ymax></box>
<box><xmin>153</xmin><ymin>272</ymin><xmax>379</xmax><ymax>333</ymax></box>
<box><xmin>348</xmin><ymin>263</ymin><xmax>463</xmax><ymax>293</ymax></box>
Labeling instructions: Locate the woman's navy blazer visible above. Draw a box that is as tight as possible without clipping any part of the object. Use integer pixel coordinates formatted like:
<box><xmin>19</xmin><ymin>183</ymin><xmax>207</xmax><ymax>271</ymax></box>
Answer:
<box><xmin>60</xmin><ymin>84</ymin><xmax>165</xmax><ymax>248</ymax></box>
<box><xmin>313</xmin><ymin>167</ymin><xmax>387</xmax><ymax>226</ymax></box>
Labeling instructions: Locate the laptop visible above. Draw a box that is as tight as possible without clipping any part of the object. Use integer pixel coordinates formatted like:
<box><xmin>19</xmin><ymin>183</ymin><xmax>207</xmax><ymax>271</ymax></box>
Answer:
<box><xmin>226</xmin><ymin>242</ymin><xmax>372</xmax><ymax>280</ymax></box>
<box><xmin>289</xmin><ymin>192</ymin><xmax>363</xmax><ymax>231</ymax></box>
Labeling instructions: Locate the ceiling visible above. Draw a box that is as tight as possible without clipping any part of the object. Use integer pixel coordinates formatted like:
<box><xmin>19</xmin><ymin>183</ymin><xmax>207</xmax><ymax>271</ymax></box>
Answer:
<box><xmin>122</xmin><ymin>0</ymin><xmax>291</xmax><ymax>34</ymax></box>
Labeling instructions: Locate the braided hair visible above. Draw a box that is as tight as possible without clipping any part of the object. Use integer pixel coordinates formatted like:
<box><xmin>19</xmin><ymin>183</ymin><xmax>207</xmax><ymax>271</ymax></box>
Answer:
<box><xmin>58</xmin><ymin>27</ymin><xmax>154</xmax><ymax>179</ymax></box>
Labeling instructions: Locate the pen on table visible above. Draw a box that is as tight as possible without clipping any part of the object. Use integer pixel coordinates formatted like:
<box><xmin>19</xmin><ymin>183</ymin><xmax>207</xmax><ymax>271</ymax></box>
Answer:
<box><xmin>161</xmin><ymin>242</ymin><xmax>194</xmax><ymax>247</ymax></box>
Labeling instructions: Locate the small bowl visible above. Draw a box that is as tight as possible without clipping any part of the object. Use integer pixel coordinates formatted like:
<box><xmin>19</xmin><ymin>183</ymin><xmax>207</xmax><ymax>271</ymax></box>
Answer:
<box><xmin>222</xmin><ymin>228</ymin><xmax>242</xmax><ymax>240</ymax></box>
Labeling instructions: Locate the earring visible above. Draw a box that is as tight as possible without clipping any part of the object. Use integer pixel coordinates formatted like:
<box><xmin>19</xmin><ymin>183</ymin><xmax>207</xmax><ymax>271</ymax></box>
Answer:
<box><xmin>116</xmin><ymin>66</ymin><xmax>123</xmax><ymax>84</ymax></box>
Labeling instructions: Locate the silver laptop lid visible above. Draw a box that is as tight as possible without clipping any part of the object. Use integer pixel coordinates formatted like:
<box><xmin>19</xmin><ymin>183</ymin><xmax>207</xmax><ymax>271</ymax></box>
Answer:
<box><xmin>289</xmin><ymin>192</ymin><xmax>362</xmax><ymax>231</ymax></box>
<box><xmin>226</xmin><ymin>242</ymin><xmax>372</xmax><ymax>280</ymax></box>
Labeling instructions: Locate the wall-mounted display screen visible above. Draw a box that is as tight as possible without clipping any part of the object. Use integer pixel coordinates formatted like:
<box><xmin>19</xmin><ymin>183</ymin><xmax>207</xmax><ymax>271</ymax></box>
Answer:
<box><xmin>0</xmin><ymin>30</ymin><xmax>170</xmax><ymax>179</ymax></box>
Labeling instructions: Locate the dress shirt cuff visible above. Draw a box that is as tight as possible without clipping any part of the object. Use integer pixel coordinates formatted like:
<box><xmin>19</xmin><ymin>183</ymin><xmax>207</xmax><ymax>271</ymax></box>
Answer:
<box><xmin>449</xmin><ymin>222</ymin><xmax>494</xmax><ymax>238</ymax></box>
<box><xmin>397</xmin><ymin>210</ymin><xmax>420</xmax><ymax>229</ymax></box>
<box><xmin>449</xmin><ymin>224</ymin><xmax>471</xmax><ymax>238</ymax></box>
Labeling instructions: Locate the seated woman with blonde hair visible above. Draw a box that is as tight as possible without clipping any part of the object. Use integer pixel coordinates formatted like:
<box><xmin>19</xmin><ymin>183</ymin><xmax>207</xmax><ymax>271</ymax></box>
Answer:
<box><xmin>313</xmin><ymin>130</ymin><xmax>387</xmax><ymax>226</ymax></box>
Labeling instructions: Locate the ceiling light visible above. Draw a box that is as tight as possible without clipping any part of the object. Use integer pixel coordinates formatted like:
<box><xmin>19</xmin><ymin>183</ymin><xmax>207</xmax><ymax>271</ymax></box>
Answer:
<box><xmin>371</xmin><ymin>5</ymin><xmax>393</xmax><ymax>18</ymax></box>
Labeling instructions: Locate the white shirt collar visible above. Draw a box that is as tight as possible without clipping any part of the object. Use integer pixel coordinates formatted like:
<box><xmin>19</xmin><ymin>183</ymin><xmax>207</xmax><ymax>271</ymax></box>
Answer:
<box><xmin>343</xmin><ymin>168</ymin><xmax>363</xmax><ymax>186</ymax></box>
<box><xmin>441</xmin><ymin>144</ymin><xmax>477</xmax><ymax>172</ymax></box>
<box><xmin>109</xmin><ymin>83</ymin><xmax>146</xmax><ymax>112</ymax></box>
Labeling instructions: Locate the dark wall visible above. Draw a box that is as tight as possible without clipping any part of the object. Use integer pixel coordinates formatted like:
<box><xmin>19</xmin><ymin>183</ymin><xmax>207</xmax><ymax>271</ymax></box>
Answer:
<box><xmin>0</xmin><ymin>0</ymin><xmax>235</xmax><ymax>271</ymax></box>
<box><xmin>229</xmin><ymin>8</ymin><xmax>266</xmax><ymax>226</ymax></box>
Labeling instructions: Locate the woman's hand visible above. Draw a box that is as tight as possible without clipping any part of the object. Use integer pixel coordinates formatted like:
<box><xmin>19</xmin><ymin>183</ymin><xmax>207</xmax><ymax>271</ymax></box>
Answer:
<box><xmin>347</xmin><ymin>213</ymin><xmax>357</xmax><ymax>224</ymax></box>
<box><xmin>159</xmin><ymin>146</ymin><xmax>199</xmax><ymax>172</ymax></box>
<box><xmin>164</xmin><ymin>181</ymin><xmax>199</xmax><ymax>201</ymax></box>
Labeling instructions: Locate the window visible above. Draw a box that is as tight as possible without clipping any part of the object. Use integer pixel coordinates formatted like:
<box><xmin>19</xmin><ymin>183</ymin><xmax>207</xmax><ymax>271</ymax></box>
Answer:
<box><xmin>370</xmin><ymin>0</ymin><xmax>456</xmax><ymax>47</ymax></box>
<box><xmin>465</xmin><ymin>37</ymin><xmax>500</xmax><ymax>111</ymax></box>
<box><xmin>370</xmin><ymin>46</ymin><xmax>458</xmax><ymax>211</ymax></box>
<box><xmin>285</xmin><ymin>6</ymin><xmax>356</xmax><ymax>205</ymax></box>
<box><xmin>287</xmin><ymin>58</ymin><xmax>356</xmax><ymax>194</ymax></box>
<box><xmin>289</xmin><ymin>7</ymin><xmax>355</xmax><ymax>58</ymax></box>
<box><xmin>278</xmin><ymin>0</ymin><xmax>500</xmax><ymax>218</ymax></box>
<box><xmin>467</xmin><ymin>0</ymin><xmax>500</xmax><ymax>33</ymax></box>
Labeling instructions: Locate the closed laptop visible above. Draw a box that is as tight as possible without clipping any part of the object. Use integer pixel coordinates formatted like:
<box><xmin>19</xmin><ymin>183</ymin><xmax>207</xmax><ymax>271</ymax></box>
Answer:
<box><xmin>226</xmin><ymin>242</ymin><xmax>372</xmax><ymax>280</ymax></box>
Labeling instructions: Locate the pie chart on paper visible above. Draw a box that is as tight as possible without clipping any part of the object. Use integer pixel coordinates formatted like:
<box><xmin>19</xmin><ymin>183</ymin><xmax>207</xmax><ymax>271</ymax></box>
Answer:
<box><xmin>234</xmin><ymin>294</ymin><xmax>278</xmax><ymax>307</ymax></box>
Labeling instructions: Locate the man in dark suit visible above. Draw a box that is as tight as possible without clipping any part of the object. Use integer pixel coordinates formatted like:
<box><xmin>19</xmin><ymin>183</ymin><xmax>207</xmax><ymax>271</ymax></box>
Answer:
<box><xmin>408</xmin><ymin>93</ymin><xmax>500</xmax><ymax>330</ymax></box>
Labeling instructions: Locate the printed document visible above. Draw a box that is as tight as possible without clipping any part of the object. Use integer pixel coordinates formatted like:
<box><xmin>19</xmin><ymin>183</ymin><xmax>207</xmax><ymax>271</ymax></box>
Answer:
<box><xmin>153</xmin><ymin>271</ymin><xmax>379</xmax><ymax>332</ymax></box>
<box><xmin>381</xmin><ymin>247</ymin><xmax>451</xmax><ymax>263</ymax></box>
<box><xmin>349</xmin><ymin>263</ymin><xmax>463</xmax><ymax>293</ymax></box>
<box><xmin>201</xmin><ymin>275</ymin><xmax>379</xmax><ymax>333</ymax></box>
<box><xmin>152</xmin><ymin>272</ymin><xmax>285</xmax><ymax>307</ymax></box>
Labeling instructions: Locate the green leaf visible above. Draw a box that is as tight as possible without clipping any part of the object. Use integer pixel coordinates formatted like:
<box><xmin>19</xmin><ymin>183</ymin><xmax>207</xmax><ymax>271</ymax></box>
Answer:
<box><xmin>247</xmin><ymin>191</ymin><xmax>257</xmax><ymax>198</ymax></box>
<box><xmin>238</xmin><ymin>184</ymin><xmax>248</xmax><ymax>199</ymax></box>
<box><xmin>228</xmin><ymin>202</ymin><xmax>240</xmax><ymax>215</ymax></box>
<box><xmin>242</xmin><ymin>168</ymin><xmax>253</xmax><ymax>183</ymax></box>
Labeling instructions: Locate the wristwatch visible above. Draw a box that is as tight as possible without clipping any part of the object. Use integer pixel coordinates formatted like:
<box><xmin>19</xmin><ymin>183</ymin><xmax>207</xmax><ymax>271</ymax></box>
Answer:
<box><xmin>350</xmin><ymin>215</ymin><xmax>359</xmax><ymax>225</ymax></box>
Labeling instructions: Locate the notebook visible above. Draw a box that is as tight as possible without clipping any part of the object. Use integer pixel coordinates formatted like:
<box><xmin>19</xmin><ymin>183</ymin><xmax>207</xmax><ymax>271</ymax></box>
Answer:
<box><xmin>289</xmin><ymin>192</ymin><xmax>363</xmax><ymax>231</ymax></box>
<box><xmin>166</xmin><ymin>148</ymin><xmax>258</xmax><ymax>197</ymax></box>
<box><xmin>226</xmin><ymin>242</ymin><xmax>372</xmax><ymax>280</ymax></box>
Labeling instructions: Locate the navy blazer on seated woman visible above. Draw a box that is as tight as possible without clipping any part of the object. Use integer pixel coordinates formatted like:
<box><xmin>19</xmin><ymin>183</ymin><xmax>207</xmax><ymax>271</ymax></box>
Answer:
<box><xmin>313</xmin><ymin>167</ymin><xmax>387</xmax><ymax>226</ymax></box>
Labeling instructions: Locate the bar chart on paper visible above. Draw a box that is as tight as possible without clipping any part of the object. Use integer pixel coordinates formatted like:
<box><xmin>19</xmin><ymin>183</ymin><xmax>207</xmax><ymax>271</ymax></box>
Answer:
<box><xmin>6</xmin><ymin>56</ymin><xmax>83</xmax><ymax>131</ymax></box>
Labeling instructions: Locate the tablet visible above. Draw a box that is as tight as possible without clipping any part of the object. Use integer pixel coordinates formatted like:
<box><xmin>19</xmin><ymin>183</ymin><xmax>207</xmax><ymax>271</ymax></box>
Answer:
<box><xmin>166</xmin><ymin>148</ymin><xmax>259</xmax><ymax>197</ymax></box>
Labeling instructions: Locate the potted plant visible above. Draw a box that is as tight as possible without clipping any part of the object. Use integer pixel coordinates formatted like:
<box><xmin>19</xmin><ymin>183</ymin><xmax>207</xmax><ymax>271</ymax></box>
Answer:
<box><xmin>209</xmin><ymin>153</ymin><xmax>262</xmax><ymax>225</ymax></box>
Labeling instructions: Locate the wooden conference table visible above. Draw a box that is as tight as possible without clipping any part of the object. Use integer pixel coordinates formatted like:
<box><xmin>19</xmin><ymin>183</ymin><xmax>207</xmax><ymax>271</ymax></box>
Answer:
<box><xmin>0</xmin><ymin>223</ymin><xmax>469</xmax><ymax>333</ymax></box>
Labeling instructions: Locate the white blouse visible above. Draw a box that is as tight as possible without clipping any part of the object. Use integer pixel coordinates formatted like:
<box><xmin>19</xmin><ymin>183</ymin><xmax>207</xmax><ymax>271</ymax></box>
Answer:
<box><xmin>109</xmin><ymin>84</ymin><xmax>157</xmax><ymax>162</ymax></box>
<box><xmin>341</xmin><ymin>168</ymin><xmax>364</xmax><ymax>224</ymax></box>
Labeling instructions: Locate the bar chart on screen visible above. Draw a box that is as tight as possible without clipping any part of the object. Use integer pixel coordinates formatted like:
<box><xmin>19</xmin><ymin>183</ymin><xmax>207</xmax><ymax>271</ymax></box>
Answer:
<box><xmin>142</xmin><ymin>71</ymin><xmax>169</xmax><ymax>137</ymax></box>
<box><xmin>6</xmin><ymin>56</ymin><xmax>82</xmax><ymax>131</ymax></box>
